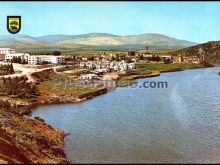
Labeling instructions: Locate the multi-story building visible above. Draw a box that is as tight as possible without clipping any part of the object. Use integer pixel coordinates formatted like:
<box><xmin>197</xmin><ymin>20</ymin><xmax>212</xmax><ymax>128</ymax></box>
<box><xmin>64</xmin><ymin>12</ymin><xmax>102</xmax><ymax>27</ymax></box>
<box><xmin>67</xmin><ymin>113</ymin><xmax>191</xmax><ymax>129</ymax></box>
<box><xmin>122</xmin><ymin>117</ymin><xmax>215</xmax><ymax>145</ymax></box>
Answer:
<box><xmin>3</xmin><ymin>48</ymin><xmax>65</xmax><ymax>65</ymax></box>
<box><xmin>28</xmin><ymin>55</ymin><xmax>65</xmax><ymax>65</ymax></box>
<box><xmin>5</xmin><ymin>53</ymin><xmax>30</xmax><ymax>61</ymax></box>
<box><xmin>0</xmin><ymin>48</ymin><xmax>15</xmax><ymax>55</ymax></box>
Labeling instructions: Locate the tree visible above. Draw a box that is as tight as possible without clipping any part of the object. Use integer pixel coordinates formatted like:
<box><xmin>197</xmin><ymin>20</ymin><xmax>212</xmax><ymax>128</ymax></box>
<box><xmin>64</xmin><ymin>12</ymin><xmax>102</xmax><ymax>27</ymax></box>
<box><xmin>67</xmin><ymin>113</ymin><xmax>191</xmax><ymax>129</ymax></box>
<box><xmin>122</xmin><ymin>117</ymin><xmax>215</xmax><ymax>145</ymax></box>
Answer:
<box><xmin>116</xmin><ymin>54</ymin><xmax>120</xmax><ymax>61</ymax></box>
<box><xmin>10</xmin><ymin>21</ymin><xmax>18</xmax><ymax>26</ymax></box>
<box><xmin>9</xmin><ymin>64</ymin><xmax>14</xmax><ymax>74</ymax></box>
<box><xmin>12</xmin><ymin>56</ymin><xmax>21</xmax><ymax>63</ymax></box>
<box><xmin>52</xmin><ymin>51</ymin><xmax>61</xmax><ymax>56</ymax></box>
<box><xmin>139</xmin><ymin>55</ymin><xmax>144</xmax><ymax>60</ymax></box>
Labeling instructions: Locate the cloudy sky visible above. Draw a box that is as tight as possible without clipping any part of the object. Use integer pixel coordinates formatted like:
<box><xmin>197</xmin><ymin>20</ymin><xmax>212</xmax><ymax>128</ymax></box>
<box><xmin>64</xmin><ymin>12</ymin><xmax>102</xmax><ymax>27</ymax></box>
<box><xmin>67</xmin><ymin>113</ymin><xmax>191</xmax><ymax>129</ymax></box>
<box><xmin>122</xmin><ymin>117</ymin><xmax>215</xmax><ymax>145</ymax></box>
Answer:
<box><xmin>0</xmin><ymin>2</ymin><xmax>220</xmax><ymax>43</ymax></box>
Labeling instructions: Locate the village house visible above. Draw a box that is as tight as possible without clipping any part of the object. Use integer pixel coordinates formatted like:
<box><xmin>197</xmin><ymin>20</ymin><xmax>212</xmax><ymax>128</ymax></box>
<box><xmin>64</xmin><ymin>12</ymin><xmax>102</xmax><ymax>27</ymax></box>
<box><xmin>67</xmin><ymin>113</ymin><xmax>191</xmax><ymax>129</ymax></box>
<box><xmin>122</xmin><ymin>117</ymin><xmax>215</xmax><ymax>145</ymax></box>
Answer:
<box><xmin>128</xmin><ymin>63</ymin><xmax>135</xmax><ymax>70</ymax></box>
<box><xmin>137</xmin><ymin>48</ymin><xmax>156</xmax><ymax>58</ymax></box>
<box><xmin>82</xmin><ymin>57</ymin><xmax>88</xmax><ymax>61</ymax></box>
<box><xmin>80</xmin><ymin>60</ymin><xmax>111</xmax><ymax>70</ymax></box>
<box><xmin>113</xmin><ymin>64</ymin><xmax>119</xmax><ymax>71</ymax></box>
<box><xmin>172</xmin><ymin>55</ymin><xmax>183</xmax><ymax>63</ymax></box>
<box><xmin>119</xmin><ymin>60</ymin><xmax>128</xmax><ymax>72</ymax></box>
<box><xmin>94</xmin><ymin>68</ymin><xmax>109</xmax><ymax>75</ymax></box>
<box><xmin>110</xmin><ymin>60</ymin><xmax>135</xmax><ymax>72</ymax></box>
<box><xmin>80</xmin><ymin>61</ymin><xmax>95</xmax><ymax>69</ymax></box>
<box><xmin>183</xmin><ymin>55</ymin><xmax>201</xmax><ymax>64</ymax></box>
<box><xmin>143</xmin><ymin>53</ymin><xmax>154</xmax><ymax>58</ymax></box>
<box><xmin>79</xmin><ymin>74</ymin><xmax>98</xmax><ymax>80</ymax></box>
<box><xmin>79</xmin><ymin>62</ymin><xmax>86</xmax><ymax>68</ymax></box>
<box><xmin>161</xmin><ymin>55</ymin><xmax>172</xmax><ymax>61</ymax></box>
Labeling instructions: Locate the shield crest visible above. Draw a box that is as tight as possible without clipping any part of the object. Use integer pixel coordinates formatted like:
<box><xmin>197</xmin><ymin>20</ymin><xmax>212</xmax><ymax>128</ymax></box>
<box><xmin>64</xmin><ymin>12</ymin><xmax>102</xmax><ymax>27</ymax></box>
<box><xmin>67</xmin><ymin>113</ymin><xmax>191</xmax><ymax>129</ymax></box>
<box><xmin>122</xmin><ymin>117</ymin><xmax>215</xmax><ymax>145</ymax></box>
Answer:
<box><xmin>7</xmin><ymin>16</ymin><xmax>21</xmax><ymax>34</ymax></box>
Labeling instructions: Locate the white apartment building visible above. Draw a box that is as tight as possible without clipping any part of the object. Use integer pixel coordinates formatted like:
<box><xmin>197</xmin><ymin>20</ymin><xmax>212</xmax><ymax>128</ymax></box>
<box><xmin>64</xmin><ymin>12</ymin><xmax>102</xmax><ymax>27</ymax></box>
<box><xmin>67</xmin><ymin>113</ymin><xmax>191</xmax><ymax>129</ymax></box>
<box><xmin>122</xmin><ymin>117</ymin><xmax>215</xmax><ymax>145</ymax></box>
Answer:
<box><xmin>3</xmin><ymin>47</ymin><xmax>65</xmax><ymax>65</ymax></box>
<box><xmin>5</xmin><ymin>53</ymin><xmax>30</xmax><ymax>61</ymax></box>
<box><xmin>0</xmin><ymin>48</ymin><xmax>15</xmax><ymax>55</ymax></box>
<box><xmin>28</xmin><ymin>55</ymin><xmax>65</xmax><ymax>65</ymax></box>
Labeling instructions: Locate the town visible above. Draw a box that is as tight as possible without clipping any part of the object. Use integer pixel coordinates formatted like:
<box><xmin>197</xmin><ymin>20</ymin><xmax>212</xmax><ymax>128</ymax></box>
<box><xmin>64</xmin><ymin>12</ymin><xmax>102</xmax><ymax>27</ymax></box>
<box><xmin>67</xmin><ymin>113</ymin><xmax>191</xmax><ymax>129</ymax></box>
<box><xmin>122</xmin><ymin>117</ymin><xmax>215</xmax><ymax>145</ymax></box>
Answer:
<box><xmin>0</xmin><ymin>46</ymin><xmax>208</xmax><ymax>110</ymax></box>
<box><xmin>0</xmin><ymin>47</ymin><xmax>206</xmax><ymax>82</ymax></box>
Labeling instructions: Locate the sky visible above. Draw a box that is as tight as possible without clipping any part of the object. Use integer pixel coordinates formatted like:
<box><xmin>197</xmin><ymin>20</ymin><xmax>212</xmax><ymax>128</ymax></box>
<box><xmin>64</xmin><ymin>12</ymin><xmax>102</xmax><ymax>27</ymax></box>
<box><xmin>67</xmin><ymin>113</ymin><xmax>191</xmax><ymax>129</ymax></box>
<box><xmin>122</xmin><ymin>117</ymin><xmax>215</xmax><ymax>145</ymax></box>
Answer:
<box><xmin>0</xmin><ymin>2</ymin><xmax>220</xmax><ymax>43</ymax></box>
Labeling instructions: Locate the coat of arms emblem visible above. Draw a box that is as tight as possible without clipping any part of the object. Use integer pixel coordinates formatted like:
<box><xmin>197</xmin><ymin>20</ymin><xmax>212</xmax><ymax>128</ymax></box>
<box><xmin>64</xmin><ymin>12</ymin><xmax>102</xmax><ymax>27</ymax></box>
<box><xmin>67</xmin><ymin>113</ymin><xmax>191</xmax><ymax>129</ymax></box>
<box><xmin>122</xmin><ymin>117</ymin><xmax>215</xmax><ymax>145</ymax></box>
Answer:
<box><xmin>7</xmin><ymin>16</ymin><xmax>21</xmax><ymax>34</ymax></box>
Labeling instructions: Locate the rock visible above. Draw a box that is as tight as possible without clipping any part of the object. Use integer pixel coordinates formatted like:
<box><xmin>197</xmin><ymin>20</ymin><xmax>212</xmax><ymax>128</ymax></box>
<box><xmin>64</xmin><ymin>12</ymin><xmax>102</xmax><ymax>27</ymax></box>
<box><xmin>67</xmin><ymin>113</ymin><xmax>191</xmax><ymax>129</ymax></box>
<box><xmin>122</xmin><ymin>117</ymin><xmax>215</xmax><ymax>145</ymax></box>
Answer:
<box><xmin>0</xmin><ymin>109</ymin><xmax>69</xmax><ymax>164</ymax></box>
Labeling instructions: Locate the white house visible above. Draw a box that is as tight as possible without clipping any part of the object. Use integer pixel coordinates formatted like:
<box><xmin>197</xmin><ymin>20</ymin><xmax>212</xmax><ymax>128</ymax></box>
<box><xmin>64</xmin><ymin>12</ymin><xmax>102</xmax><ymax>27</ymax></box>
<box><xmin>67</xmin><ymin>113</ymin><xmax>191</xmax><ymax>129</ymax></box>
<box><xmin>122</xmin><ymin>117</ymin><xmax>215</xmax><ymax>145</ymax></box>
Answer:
<box><xmin>94</xmin><ymin>68</ymin><xmax>109</xmax><ymax>75</ymax></box>
<box><xmin>86</xmin><ymin>62</ymin><xmax>95</xmax><ymax>69</ymax></box>
<box><xmin>80</xmin><ymin>61</ymin><xmax>97</xmax><ymax>69</ymax></box>
<box><xmin>0</xmin><ymin>48</ymin><xmax>15</xmax><ymax>55</ymax></box>
<box><xmin>80</xmin><ymin>62</ymin><xmax>86</xmax><ymax>68</ymax></box>
<box><xmin>82</xmin><ymin>57</ymin><xmax>88</xmax><ymax>61</ymax></box>
<box><xmin>118</xmin><ymin>60</ymin><xmax>128</xmax><ymax>71</ymax></box>
<box><xmin>128</xmin><ymin>63</ymin><xmax>135</xmax><ymax>70</ymax></box>
<box><xmin>161</xmin><ymin>55</ymin><xmax>172</xmax><ymax>61</ymax></box>
<box><xmin>79</xmin><ymin>74</ymin><xmax>98</xmax><ymax>80</ymax></box>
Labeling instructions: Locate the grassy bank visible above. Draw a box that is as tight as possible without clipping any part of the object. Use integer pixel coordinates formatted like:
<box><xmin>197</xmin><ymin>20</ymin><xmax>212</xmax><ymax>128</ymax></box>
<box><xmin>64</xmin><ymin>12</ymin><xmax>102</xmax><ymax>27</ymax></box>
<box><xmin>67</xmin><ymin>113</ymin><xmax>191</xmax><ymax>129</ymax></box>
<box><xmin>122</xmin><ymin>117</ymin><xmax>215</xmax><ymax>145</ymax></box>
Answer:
<box><xmin>117</xmin><ymin>63</ymin><xmax>202</xmax><ymax>87</ymax></box>
<box><xmin>136</xmin><ymin>63</ymin><xmax>203</xmax><ymax>71</ymax></box>
<box><xmin>37</xmin><ymin>72</ymin><xmax>102</xmax><ymax>102</ymax></box>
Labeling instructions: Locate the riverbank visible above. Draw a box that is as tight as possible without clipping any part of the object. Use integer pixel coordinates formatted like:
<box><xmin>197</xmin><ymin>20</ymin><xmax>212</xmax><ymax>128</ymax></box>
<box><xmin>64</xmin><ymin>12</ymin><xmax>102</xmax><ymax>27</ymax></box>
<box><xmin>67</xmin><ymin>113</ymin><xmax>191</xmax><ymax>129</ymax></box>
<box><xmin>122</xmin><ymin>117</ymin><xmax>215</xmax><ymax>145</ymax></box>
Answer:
<box><xmin>20</xmin><ymin>63</ymin><xmax>209</xmax><ymax>115</ymax></box>
<box><xmin>21</xmin><ymin>87</ymin><xmax>109</xmax><ymax>116</ymax></box>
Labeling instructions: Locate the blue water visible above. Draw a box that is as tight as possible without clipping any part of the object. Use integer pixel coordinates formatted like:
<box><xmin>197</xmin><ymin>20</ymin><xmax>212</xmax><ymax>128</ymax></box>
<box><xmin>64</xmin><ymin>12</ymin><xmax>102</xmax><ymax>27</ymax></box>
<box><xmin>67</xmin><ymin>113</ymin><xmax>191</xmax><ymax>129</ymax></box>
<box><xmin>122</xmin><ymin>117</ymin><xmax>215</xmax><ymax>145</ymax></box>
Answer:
<box><xmin>32</xmin><ymin>67</ymin><xmax>220</xmax><ymax>163</ymax></box>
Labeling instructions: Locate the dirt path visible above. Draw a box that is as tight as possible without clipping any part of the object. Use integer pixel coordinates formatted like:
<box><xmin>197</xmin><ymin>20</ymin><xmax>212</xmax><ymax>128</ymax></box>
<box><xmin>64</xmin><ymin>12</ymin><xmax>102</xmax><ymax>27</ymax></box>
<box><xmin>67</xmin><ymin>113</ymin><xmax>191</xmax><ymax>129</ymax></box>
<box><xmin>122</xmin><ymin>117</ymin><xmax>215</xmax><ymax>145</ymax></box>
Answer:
<box><xmin>0</xmin><ymin>63</ymin><xmax>68</xmax><ymax>82</ymax></box>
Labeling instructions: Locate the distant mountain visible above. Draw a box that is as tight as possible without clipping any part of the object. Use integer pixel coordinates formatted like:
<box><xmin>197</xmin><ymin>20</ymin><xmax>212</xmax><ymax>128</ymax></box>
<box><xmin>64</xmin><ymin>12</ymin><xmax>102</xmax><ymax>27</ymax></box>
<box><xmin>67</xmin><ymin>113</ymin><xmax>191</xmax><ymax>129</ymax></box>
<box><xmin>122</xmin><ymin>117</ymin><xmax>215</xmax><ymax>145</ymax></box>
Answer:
<box><xmin>0</xmin><ymin>33</ymin><xmax>198</xmax><ymax>51</ymax></box>
<box><xmin>117</xmin><ymin>33</ymin><xmax>197</xmax><ymax>47</ymax></box>
<box><xmin>36</xmin><ymin>33</ymin><xmax>120</xmax><ymax>43</ymax></box>
<box><xmin>170</xmin><ymin>41</ymin><xmax>220</xmax><ymax>63</ymax></box>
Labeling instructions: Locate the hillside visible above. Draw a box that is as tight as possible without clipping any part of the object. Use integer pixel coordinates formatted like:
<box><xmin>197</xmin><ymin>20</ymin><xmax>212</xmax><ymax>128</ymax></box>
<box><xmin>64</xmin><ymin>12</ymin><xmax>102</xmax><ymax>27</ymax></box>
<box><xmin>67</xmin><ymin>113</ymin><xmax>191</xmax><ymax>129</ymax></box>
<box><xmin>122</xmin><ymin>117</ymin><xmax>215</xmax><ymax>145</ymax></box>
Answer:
<box><xmin>0</xmin><ymin>33</ymin><xmax>197</xmax><ymax>51</ymax></box>
<box><xmin>0</xmin><ymin>109</ymin><xmax>69</xmax><ymax>164</ymax></box>
<box><xmin>170</xmin><ymin>41</ymin><xmax>220</xmax><ymax>63</ymax></box>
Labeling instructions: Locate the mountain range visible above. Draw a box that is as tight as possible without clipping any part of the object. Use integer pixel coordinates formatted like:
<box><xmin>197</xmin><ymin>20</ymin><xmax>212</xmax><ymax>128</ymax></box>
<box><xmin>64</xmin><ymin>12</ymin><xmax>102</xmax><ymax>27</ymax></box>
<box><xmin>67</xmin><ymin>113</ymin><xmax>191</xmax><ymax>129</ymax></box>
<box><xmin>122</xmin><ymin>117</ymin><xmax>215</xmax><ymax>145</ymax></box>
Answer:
<box><xmin>0</xmin><ymin>33</ymin><xmax>198</xmax><ymax>51</ymax></box>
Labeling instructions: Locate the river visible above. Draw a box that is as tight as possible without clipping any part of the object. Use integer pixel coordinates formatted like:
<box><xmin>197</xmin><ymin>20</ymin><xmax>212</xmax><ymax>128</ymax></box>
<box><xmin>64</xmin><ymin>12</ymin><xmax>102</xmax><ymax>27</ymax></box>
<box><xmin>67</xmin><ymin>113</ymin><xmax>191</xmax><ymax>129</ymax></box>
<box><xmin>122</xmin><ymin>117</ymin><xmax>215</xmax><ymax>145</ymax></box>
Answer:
<box><xmin>31</xmin><ymin>67</ymin><xmax>220</xmax><ymax>163</ymax></box>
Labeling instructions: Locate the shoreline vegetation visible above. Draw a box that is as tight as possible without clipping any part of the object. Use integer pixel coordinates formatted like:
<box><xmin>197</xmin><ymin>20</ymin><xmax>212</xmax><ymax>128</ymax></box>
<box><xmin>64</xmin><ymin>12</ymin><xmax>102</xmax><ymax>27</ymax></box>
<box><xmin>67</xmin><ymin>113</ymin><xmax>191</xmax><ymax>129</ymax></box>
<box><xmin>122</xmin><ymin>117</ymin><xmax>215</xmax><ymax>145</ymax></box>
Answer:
<box><xmin>0</xmin><ymin>62</ymin><xmax>213</xmax><ymax>163</ymax></box>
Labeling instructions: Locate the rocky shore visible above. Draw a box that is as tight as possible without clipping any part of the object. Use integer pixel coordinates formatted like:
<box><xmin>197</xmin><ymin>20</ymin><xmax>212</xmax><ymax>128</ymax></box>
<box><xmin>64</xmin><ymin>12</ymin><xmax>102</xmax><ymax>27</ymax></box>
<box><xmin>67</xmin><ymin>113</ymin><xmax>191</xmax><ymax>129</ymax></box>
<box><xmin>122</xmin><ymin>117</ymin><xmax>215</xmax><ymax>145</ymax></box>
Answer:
<box><xmin>20</xmin><ymin>87</ymin><xmax>109</xmax><ymax>116</ymax></box>
<box><xmin>0</xmin><ymin>85</ymin><xmax>109</xmax><ymax>164</ymax></box>
<box><xmin>0</xmin><ymin>109</ymin><xmax>69</xmax><ymax>164</ymax></box>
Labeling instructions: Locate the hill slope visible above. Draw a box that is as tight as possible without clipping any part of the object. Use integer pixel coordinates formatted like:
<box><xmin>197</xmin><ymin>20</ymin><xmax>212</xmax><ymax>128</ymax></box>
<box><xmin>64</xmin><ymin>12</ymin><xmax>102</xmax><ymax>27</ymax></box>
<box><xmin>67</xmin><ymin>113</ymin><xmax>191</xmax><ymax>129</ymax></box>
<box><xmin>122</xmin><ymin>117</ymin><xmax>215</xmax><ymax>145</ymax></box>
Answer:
<box><xmin>171</xmin><ymin>41</ymin><xmax>220</xmax><ymax>63</ymax></box>
<box><xmin>0</xmin><ymin>33</ymin><xmax>197</xmax><ymax>51</ymax></box>
<box><xmin>0</xmin><ymin>109</ymin><xmax>69</xmax><ymax>163</ymax></box>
